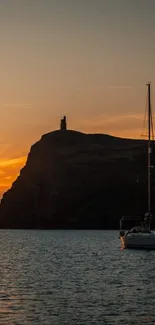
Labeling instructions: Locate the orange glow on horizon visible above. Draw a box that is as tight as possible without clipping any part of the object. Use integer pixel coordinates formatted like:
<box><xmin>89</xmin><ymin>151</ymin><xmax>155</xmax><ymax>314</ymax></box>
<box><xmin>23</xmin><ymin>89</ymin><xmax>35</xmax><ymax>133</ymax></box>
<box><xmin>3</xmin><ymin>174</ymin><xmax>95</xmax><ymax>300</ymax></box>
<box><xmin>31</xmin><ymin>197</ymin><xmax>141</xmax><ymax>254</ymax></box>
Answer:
<box><xmin>0</xmin><ymin>156</ymin><xmax>27</xmax><ymax>197</ymax></box>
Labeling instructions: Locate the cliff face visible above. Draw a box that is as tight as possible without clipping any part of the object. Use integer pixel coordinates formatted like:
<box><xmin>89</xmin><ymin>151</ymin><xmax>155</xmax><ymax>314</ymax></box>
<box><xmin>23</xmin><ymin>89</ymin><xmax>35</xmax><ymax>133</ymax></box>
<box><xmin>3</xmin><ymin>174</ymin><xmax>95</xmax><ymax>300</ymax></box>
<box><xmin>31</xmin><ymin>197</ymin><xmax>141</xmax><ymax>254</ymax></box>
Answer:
<box><xmin>0</xmin><ymin>130</ymin><xmax>154</xmax><ymax>229</ymax></box>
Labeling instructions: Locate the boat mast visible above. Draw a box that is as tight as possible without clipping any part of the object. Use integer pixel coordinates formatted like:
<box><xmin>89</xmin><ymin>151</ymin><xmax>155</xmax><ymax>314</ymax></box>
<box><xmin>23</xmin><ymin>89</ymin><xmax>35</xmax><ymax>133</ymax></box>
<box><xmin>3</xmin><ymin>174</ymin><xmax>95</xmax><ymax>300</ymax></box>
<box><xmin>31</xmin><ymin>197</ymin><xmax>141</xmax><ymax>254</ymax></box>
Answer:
<box><xmin>147</xmin><ymin>82</ymin><xmax>151</xmax><ymax>227</ymax></box>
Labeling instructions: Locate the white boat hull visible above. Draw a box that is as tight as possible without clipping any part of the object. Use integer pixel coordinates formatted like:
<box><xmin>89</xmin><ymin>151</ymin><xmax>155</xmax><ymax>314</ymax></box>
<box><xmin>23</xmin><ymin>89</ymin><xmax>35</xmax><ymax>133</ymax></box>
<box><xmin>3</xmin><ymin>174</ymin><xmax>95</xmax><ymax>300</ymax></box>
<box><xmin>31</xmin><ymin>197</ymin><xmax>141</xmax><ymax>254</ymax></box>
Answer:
<box><xmin>121</xmin><ymin>233</ymin><xmax>155</xmax><ymax>249</ymax></box>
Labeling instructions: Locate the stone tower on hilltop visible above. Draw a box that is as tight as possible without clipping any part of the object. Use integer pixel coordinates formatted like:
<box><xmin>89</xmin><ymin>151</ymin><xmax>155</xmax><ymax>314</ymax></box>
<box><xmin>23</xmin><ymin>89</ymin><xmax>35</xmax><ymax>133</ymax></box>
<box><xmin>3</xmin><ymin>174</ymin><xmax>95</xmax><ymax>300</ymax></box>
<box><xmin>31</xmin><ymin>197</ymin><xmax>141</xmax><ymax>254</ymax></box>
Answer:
<box><xmin>60</xmin><ymin>116</ymin><xmax>67</xmax><ymax>130</ymax></box>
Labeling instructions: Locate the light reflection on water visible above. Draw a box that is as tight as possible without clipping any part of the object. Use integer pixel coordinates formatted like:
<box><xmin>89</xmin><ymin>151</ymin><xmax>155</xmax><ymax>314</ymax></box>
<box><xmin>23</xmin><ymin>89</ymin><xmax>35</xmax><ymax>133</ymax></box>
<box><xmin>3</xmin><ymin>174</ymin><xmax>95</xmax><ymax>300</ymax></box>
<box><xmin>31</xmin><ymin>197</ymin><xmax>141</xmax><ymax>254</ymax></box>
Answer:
<box><xmin>0</xmin><ymin>230</ymin><xmax>155</xmax><ymax>324</ymax></box>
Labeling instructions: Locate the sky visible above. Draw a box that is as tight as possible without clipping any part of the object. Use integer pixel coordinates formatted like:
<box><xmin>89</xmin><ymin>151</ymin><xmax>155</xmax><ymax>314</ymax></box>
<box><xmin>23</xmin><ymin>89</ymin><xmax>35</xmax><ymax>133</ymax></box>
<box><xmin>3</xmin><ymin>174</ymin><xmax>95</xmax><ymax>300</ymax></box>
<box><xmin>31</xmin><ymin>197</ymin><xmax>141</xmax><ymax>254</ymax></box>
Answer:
<box><xmin>0</xmin><ymin>0</ymin><xmax>155</xmax><ymax>196</ymax></box>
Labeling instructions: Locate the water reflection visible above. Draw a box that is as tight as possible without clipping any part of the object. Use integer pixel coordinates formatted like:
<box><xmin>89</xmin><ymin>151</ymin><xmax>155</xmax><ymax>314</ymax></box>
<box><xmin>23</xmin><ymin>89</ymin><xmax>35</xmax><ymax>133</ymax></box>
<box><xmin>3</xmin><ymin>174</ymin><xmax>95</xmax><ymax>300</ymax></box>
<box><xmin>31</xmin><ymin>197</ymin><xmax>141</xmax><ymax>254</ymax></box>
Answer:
<box><xmin>0</xmin><ymin>230</ymin><xmax>155</xmax><ymax>324</ymax></box>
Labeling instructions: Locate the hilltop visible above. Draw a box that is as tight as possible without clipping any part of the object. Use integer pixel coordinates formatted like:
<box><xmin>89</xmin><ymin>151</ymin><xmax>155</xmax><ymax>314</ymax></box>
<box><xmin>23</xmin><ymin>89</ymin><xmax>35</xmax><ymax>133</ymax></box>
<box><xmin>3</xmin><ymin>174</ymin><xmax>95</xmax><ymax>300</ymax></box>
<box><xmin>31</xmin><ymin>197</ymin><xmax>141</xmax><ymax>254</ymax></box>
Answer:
<box><xmin>0</xmin><ymin>128</ymin><xmax>154</xmax><ymax>229</ymax></box>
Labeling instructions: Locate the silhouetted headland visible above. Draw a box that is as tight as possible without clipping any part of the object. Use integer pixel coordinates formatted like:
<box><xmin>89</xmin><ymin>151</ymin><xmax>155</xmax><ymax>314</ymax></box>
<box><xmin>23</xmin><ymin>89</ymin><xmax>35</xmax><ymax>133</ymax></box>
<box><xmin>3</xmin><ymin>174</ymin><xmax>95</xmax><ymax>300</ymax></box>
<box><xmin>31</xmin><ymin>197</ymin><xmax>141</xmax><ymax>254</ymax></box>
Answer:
<box><xmin>0</xmin><ymin>117</ymin><xmax>155</xmax><ymax>229</ymax></box>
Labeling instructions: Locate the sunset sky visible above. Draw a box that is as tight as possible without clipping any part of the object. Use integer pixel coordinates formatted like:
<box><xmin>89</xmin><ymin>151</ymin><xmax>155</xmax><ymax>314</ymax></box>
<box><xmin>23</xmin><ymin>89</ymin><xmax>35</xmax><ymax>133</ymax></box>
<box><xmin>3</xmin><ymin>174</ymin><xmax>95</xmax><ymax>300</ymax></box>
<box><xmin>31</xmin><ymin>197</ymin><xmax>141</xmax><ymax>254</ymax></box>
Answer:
<box><xmin>0</xmin><ymin>0</ymin><xmax>155</xmax><ymax>196</ymax></box>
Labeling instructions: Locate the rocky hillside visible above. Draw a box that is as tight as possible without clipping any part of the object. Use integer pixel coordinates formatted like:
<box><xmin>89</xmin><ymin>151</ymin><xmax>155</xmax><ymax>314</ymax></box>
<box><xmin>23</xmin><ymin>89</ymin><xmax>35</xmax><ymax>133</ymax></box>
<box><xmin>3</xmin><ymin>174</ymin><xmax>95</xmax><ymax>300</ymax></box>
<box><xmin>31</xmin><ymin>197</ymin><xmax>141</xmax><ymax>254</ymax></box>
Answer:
<box><xmin>0</xmin><ymin>129</ymin><xmax>155</xmax><ymax>229</ymax></box>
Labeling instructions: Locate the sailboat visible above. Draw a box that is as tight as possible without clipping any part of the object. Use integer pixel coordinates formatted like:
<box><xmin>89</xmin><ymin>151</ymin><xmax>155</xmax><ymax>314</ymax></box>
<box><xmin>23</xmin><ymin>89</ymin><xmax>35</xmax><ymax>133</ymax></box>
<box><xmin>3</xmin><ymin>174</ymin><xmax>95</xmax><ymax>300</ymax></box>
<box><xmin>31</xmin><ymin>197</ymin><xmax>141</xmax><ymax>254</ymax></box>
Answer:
<box><xmin>119</xmin><ymin>82</ymin><xmax>155</xmax><ymax>249</ymax></box>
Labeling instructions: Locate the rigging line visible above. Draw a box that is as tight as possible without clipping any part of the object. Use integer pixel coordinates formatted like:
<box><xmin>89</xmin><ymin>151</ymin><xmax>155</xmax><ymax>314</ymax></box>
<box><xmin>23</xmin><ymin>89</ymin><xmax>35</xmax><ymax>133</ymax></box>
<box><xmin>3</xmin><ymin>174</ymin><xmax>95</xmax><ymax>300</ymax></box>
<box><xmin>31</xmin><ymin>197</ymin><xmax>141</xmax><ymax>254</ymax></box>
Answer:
<box><xmin>151</xmin><ymin>109</ymin><xmax>154</xmax><ymax>141</ymax></box>
<box><xmin>149</xmin><ymin>83</ymin><xmax>154</xmax><ymax>141</ymax></box>
<box><xmin>141</xmin><ymin>92</ymin><xmax>148</xmax><ymax>137</ymax></box>
<box><xmin>150</xmin><ymin>102</ymin><xmax>155</xmax><ymax>168</ymax></box>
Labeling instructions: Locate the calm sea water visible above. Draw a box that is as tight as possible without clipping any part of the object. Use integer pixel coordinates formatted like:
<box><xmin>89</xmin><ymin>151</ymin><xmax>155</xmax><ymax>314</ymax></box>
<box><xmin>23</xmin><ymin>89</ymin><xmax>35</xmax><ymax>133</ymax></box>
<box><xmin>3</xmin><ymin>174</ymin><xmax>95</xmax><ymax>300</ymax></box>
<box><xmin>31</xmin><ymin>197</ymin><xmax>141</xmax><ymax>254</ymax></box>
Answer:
<box><xmin>0</xmin><ymin>230</ymin><xmax>155</xmax><ymax>325</ymax></box>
